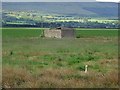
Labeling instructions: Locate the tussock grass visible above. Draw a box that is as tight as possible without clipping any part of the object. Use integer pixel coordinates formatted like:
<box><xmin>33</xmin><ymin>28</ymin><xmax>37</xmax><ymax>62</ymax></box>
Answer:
<box><xmin>2</xmin><ymin>67</ymin><xmax>118</xmax><ymax>88</ymax></box>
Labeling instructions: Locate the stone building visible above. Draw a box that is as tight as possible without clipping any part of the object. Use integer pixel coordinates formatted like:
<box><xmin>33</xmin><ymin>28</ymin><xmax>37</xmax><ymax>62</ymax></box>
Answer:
<box><xmin>44</xmin><ymin>27</ymin><xmax>75</xmax><ymax>38</ymax></box>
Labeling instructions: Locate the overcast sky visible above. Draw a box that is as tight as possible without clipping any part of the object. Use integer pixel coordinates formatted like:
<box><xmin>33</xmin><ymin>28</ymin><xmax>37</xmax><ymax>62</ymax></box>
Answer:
<box><xmin>1</xmin><ymin>0</ymin><xmax>96</xmax><ymax>2</ymax></box>
<box><xmin>1</xmin><ymin>0</ymin><xmax>120</xmax><ymax>2</ymax></box>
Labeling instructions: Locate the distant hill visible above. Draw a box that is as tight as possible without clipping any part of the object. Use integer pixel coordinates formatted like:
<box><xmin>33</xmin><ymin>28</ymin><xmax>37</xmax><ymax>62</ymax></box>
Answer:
<box><xmin>2</xmin><ymin>2</ymin><xmax>118</xmax><ymax>18</ymax></box>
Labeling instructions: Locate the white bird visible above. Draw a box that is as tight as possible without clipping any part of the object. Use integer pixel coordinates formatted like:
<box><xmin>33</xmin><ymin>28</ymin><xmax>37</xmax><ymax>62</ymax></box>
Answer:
<box><xmin>85</xmin><ymin>65</ymin><xmax>88</xmax><ymax>73</ymax></box>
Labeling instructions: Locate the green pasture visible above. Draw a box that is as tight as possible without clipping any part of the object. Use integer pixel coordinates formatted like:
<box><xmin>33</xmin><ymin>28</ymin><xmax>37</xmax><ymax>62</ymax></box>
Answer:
<box><xmin>2</xmin><ymin>28</ymin><xmax>118</xmax><ymax>88</ymax></box>
<box><xmin>2</xmin><ymin>28</ymin><xmax>118</xmax><ymax>38</ymax></box>
<box><xmin>2</xmin><ymin>28</ymin><xmax>118</xmax><ymax>71</ymax></box>
<box><xmin>2</xmin><ymin>28</ymin><xmax>43</xmax><ymax>38</ymax></box>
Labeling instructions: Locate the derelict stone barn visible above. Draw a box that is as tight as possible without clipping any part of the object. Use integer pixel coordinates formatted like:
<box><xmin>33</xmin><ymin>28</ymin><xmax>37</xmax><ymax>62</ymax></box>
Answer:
<box><xmin>44</xmin><ymin>27</ymin><xmax>75</xmax><ymax>38</ymax></box>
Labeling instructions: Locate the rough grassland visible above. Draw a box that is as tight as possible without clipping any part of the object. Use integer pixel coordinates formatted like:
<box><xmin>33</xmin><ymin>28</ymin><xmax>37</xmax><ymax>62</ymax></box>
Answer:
<box><xmin>2</xmin><ymin>28</ymin><xmax>118</xmax><ymax>88</ymax></box>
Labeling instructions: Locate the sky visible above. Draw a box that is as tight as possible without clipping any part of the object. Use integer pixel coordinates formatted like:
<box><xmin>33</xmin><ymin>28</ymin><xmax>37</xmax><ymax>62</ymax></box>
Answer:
<box><xmin>1</xmin><ymin>0</ymin><xmax>96</xmax><ymax>2</ymax></box>
<box><xmin>1</xmin><ymin>0</ymin><xmax>120</xmax><ymax>2</ymax></box>
<box><xmin>96</xmin><ymin>0</ymin><xmax>119</xmax><ymax>2</ymax></box>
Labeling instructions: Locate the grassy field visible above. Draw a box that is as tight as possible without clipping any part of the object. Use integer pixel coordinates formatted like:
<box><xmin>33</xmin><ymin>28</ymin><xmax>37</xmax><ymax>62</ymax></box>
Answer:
<box><xmin>2</xmin><ymin>28</ymin><xmax>118</xmax><ymax>88</ymax></box>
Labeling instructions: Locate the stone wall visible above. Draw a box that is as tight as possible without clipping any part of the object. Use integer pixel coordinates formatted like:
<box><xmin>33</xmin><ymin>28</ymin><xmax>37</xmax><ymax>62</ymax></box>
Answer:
<box><xmin>44</xmin><ymin>30</ymin><xmax>62</xmax><ymax>38</ymax></box>
<box><xmin>61</xmin><ymin>29</ymin><xmax>75</xmax><ymax>38</ymax></box>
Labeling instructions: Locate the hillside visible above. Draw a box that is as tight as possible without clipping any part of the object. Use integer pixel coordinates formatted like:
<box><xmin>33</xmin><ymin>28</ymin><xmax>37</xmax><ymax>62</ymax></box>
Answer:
<box><xmin>2</xmin><ymin>2</ymin><xmax>118</xmax><ymax>18</ymax></box>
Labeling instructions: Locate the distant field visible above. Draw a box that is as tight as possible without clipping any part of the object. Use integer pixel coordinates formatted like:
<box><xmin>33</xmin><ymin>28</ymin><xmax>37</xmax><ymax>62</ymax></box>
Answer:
<box><xmin>2</xmin><ymin>28</ymin><xmax>118</xmax><ymax>38</ymax></box>
<box><xmin>75</xmin><ymin>28</ymin><xmax>118</xmax><ymax>38</ymax></box>
<box><xmin>55</xmin><ymin>19</ymin><xmax>117</xmax><ymax>23</ymax></box>
<box><xmin>2</xmin><ymin>28</ymin><xmax>43</xmax><ymax>38</ymax></box>
<box><xmin>2</xmin><ymin>28</ymin><xmax>118</xmax><ymax>88</ymax></box>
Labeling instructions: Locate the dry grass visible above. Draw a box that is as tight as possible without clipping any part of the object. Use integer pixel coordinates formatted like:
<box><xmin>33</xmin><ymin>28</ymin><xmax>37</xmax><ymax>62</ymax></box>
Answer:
<box><xmin>2</xmin><ymin>66</ymin><xmax>34</xmax><ymax>88</ymax></box>
<box><xmin>0</xmin><ymin>65</ymin><xmax>2</xmax><ymax>88</ymax></box>
<box><xmin>2</xmin><ymin>66</ymin><xmax>119</xmax><ymax>88</ymax></box>
<box><xmin>86</xmin><ymin>70</ymin><xmax>118</xmax><ymax>88</ymax></box>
